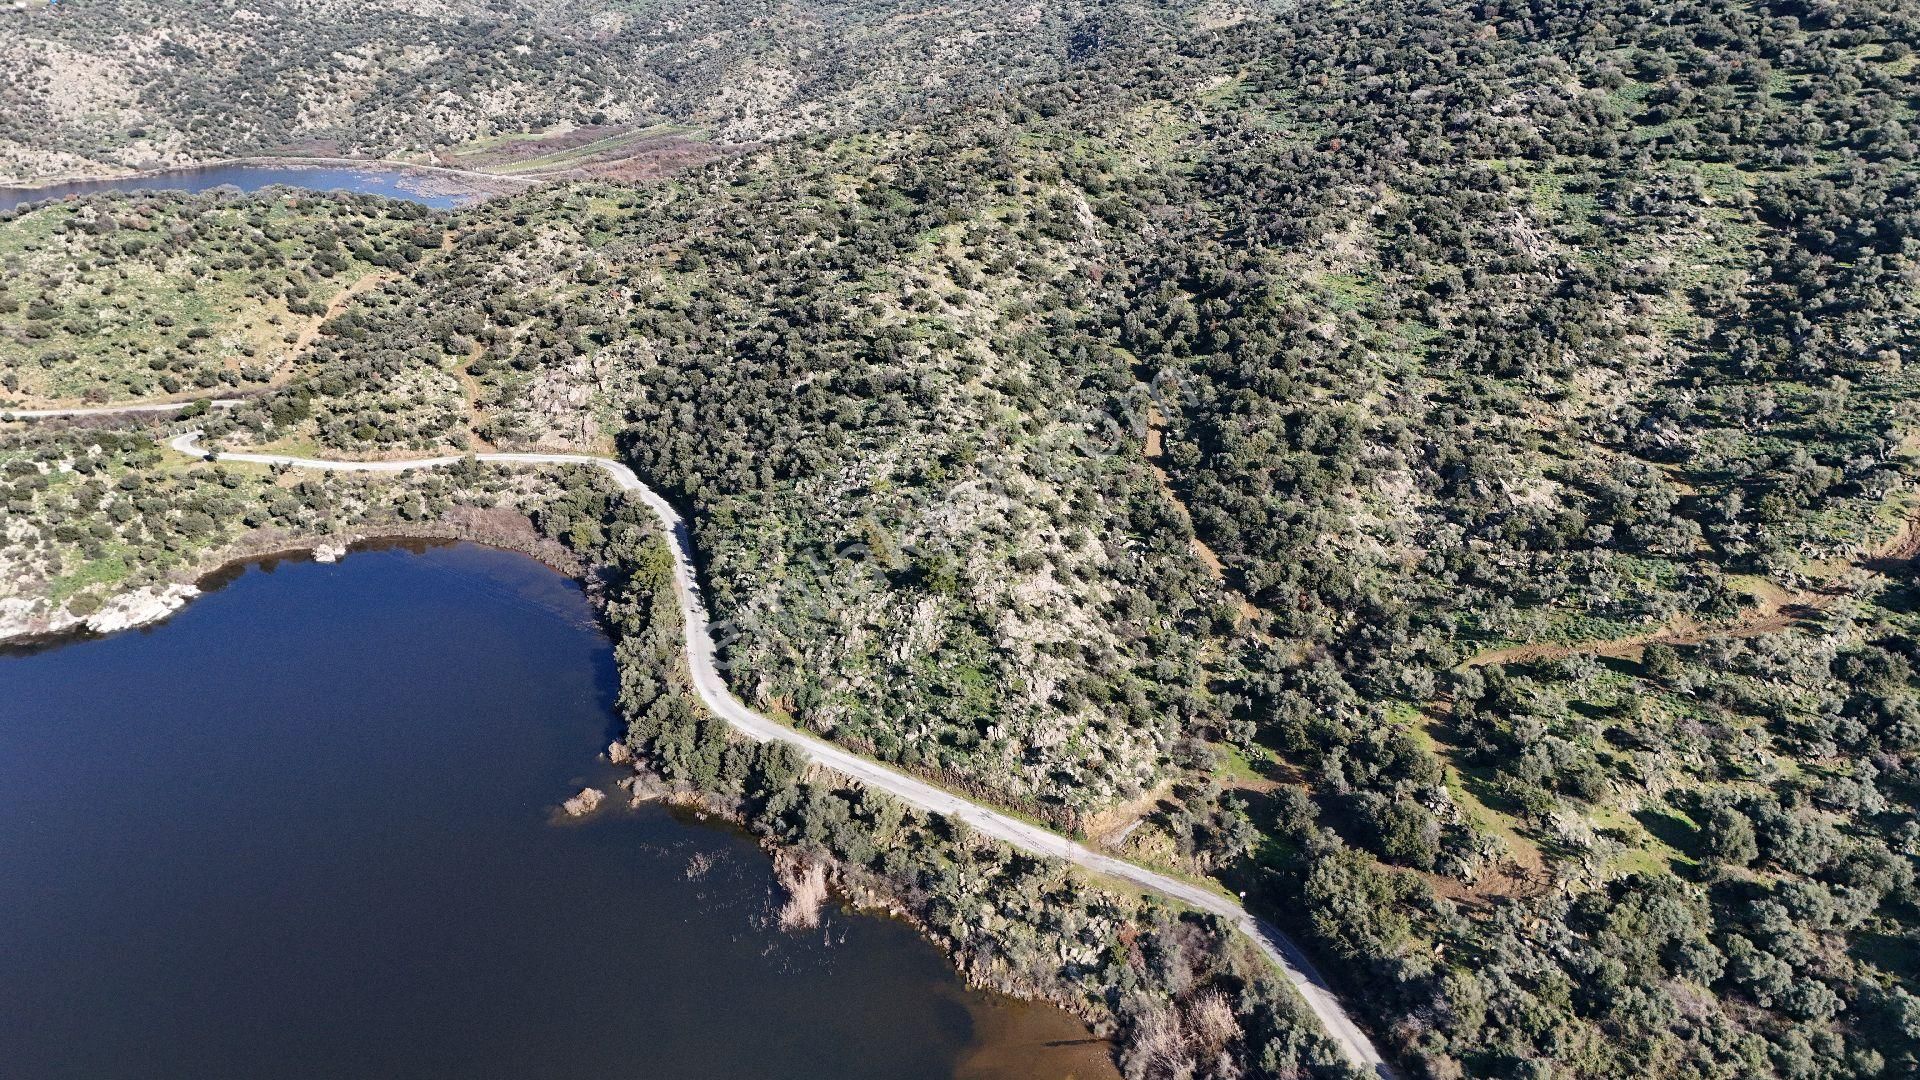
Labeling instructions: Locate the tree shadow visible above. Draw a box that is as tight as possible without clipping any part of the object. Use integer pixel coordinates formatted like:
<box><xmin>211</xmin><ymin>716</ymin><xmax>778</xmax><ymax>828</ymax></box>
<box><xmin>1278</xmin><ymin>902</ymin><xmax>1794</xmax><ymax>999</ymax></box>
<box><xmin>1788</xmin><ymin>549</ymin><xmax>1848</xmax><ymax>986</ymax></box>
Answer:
<box><xmin>1633</xmin><ymin>806</ymin><xmax>1699</xmax><ymax>860</ymax></box>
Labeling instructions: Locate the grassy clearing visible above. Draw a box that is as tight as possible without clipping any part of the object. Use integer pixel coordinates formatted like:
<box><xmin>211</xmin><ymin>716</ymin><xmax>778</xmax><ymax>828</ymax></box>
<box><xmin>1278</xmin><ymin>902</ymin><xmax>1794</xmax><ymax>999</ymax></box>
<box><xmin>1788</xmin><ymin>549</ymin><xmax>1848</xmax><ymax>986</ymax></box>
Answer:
<box><xmin>48</xmin><ymin>549</ymin><xmax>129</xmax><ymax>602</ymax></box>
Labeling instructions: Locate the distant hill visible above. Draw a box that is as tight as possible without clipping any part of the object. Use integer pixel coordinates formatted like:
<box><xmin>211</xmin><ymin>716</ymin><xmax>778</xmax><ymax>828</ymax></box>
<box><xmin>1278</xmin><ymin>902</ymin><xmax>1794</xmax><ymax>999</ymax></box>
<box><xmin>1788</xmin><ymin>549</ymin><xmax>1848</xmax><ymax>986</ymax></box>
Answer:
<box><xmin>0</xmin><ymin>0</ymin><xmax>1250</xmax><ymax>182</ymax></box>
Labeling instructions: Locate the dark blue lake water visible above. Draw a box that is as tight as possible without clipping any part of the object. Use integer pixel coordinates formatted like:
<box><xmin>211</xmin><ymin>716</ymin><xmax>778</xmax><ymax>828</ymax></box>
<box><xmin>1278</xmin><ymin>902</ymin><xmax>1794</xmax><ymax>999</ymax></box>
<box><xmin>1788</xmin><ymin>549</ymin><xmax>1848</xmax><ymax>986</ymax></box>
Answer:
<box><xmin>0</xmin><ymin>541</ymin><xmax>1115</xmax><ymax>1080</ymax></box>
<box><xmin>0</xmin><ymin>163</ymin><xmax>480</xmax><ymax>212</ymax></box>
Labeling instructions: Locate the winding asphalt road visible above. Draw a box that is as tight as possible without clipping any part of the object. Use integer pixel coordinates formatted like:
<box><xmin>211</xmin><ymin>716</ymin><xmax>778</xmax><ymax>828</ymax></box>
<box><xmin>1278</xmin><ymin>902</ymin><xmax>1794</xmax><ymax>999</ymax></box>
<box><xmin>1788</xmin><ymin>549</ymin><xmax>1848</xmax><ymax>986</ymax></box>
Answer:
<box><xmin>154</xmin><ymin>428</ymin><xmax>1391</xmax><ymax>1075</ymax></box>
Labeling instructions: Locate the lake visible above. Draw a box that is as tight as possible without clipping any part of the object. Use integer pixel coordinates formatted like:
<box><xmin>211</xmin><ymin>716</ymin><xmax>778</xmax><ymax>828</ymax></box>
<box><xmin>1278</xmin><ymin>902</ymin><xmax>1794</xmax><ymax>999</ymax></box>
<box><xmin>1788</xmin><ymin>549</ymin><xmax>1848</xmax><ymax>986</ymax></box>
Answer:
<box><xmin>0</xmin><ymin>541</ymin><xmax>1118</xmax><ymax>1080</ymax></box>
<box><xmin>0</xmin><ymin>163</ymin><xmax>489</xmax><ymax>213</ymax></box>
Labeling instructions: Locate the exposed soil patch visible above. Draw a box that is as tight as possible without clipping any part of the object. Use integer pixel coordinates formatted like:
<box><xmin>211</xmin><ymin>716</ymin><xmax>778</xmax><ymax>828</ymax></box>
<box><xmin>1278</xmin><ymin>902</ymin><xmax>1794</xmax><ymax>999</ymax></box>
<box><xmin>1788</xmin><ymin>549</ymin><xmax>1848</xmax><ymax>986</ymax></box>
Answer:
<box><xmin>556</xmin><ymin>136</ymin><xmax>730</xmax><ymax>181</ymax></box>
<box><xmin>1142</xmin><ymin>405</ymin><xmax>1261</xmax><ymax>623</ymax></box>
<box><xmin>452</xmin><ymin>338</ymin><xmax>498</xmax><ymax>452</ymax></box>
<box><xmin>1864</xmin><ymin>510</ymin><xmax>1920</xmax><ymax>572</ymax></box>
<box><xmin>435</xmin><ymin>124</ymin><xmax>632</xmax><ymax>171</ymax></box>
<box><xmin>1085</xmin><ymin>781</ymin><xmax>1173</xmax><ymax>848</ymax></box>
<box><xmin>1422</xmin><ymin>859</ymin><xmax>1549</xmax><ymax>906</ymax></box>
<box><xmin>1462</xmin><ymin>554</ymin><xmax>1870</xmax><ymax>669</ymax></box>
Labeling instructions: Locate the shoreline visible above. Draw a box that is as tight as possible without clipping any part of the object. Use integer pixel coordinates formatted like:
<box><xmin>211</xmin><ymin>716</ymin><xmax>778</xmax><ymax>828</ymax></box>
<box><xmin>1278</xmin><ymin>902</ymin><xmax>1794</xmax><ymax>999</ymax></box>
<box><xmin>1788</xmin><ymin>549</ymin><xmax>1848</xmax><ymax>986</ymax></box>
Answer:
<box><xmin>4</xmin><ymin>536</ymin><xmax>1128</xmax><ymax>1077</ymax></box>
<box><xmin>629</xmin><ymin>774</ymin><xmax>1128</xmax><ymax>1050</ymax></box>
<box><xmin>0</xmin><ymin>422</ymin><xmax>1396</xmax><ymax>1075</ymax></box>
<box><xmin>0</xmin><ymin>155</ymin><xmax>540</xmax><ymax>200</ymax></box>
<box><xmin>1</xmin><ymin>517</ymin><xmax>1114</xmax><ymax>1032</ymax></box>
<box><xmin>0</xmin><ymin>519</ymin><xmax>582</xmax><ymax>652</ymax></box>
<box><xmin>155</xmin><ymin>432</ymin><xmax>1395</xmax><ymax>1076</ymax></box>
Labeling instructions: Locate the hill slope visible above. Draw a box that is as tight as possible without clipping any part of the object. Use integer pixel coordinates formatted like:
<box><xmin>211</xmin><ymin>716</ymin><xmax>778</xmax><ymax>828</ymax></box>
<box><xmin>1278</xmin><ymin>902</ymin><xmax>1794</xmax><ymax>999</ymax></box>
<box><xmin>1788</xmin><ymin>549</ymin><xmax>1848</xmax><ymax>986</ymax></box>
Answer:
<box><xmin>8</xmin><ymin>0</ymin><xmax>1920</xmax><ymax>1075</ymax></box>
<box><xmin>0</xmin><ymin>0</ymin><xmax>1252</xmax><ymax>181</ymax></box>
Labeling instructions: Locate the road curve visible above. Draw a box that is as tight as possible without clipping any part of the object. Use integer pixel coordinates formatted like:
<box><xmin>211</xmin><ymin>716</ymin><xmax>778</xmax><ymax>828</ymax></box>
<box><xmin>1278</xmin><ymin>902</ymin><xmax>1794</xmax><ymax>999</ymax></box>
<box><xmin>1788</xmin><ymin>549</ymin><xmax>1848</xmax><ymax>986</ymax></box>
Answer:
<box><xmin>166</xmin><ymin>430</ymin><xmax>1393</xmax><ymax>1076</ymax></box>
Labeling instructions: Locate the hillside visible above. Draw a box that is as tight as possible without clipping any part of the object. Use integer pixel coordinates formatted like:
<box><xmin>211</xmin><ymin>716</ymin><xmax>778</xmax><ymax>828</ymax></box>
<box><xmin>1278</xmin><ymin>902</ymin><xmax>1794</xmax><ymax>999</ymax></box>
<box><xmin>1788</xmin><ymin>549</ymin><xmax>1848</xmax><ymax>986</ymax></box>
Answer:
<box><xmin>0</xmin><ymin>0</ymin><xmax>1252</xmax><ymax>182</ymax></box>
<box><xmin>7</xmin><ymin>0</ymin><xmax>1920</xmax><ymax>1076</ymax></box>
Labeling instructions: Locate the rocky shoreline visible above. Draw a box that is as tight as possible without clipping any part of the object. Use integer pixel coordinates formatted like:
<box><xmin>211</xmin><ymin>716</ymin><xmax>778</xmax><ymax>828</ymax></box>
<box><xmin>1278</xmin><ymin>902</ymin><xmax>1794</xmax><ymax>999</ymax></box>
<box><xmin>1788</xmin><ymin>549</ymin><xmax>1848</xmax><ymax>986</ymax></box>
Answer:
<box><xmin>0</xmin><ymin>514</ymin><xmax>584</xmax><ymax>649</ymax></box>
<box><xmin>0</xmin><ymin>582</ymin><xmax>201</xmax><ymax>644</ymax></box>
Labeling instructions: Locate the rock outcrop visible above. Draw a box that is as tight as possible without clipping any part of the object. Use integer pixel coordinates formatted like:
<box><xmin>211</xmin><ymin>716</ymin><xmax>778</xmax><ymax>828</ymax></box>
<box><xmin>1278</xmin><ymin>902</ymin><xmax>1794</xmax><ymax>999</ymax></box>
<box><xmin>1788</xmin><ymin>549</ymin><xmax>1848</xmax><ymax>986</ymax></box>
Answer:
<box><xmin>561</xmin><ymin>786</ymin><xmax>605</xmax><ymax>817</ymax></box>
<box><xmin>0</xmin><ymin>582</ymin><xmax>200</xmax><ymax>643</ymax></box>
<box><xmin>84</xmin><ymin>583</ymin><xmax>200</xmax><ymax>634</ymax></box>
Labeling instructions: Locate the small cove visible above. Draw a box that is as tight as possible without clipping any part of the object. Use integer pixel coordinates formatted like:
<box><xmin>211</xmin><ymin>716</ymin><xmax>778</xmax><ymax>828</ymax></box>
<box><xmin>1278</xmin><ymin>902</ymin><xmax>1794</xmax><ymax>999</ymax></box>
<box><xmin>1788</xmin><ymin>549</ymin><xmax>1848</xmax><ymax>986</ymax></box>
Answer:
<box><xmin>0</xmin><ymin>541</ymin><xmax>1119</xmax><ymax>1080</ymax></box>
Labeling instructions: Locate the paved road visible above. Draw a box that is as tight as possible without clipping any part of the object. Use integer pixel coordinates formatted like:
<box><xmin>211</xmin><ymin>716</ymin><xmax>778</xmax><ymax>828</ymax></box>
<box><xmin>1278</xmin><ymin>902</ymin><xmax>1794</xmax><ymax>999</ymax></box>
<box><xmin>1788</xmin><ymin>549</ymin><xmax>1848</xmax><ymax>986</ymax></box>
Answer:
<box><xmin>167</xmin><ymin>430</ymin><xmax>1394</xmax><ymax>1076</ymax></box>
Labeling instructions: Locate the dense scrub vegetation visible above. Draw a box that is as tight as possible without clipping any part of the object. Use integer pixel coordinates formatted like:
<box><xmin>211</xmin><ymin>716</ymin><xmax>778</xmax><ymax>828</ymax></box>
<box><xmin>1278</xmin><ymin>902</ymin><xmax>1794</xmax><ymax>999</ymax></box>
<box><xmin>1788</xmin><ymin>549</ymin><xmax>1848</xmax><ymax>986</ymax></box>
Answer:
<box><xmin>594</xmin><ymin>518</ymin><xmax>1353</xmax><ymax>1078</ymax></box>
<box><xmin>219</xmin><ymin>161</ymin><xmax>1238</xmax><ymax>822</ymax></box>
<box><xmin>0</xmin><ymin>191</ymin><xmax>434</xmax><ymax>405</ymax></box>
<box><xmin>221</xmin><ymin>0</ymin><xmax>1920</xmax><ymax>1070</ymax></box>
<box><xmin>1093</xmin><ymin>1</ymin><xmax>1920</xmax><ymax>1075</ymax></box>
<box><xmin>11</xmin><ymin>0</ymin><xmax>1920</xmax><ymax>1074</ymax></box>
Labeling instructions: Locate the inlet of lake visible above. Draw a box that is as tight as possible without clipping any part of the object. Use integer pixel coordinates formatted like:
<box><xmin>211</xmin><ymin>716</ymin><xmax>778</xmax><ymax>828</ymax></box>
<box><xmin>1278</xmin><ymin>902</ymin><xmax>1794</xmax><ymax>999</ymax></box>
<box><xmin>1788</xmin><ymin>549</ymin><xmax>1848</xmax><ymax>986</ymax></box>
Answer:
<box><xmin>0</xmin><ymin>541</ymin><xmax>1119</xmax><ymax>1080</ymax></box>
<box><xmin>0</xmin><ymin>162</ymin><xmax>487</xmax><ymax>213</ymax></box>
